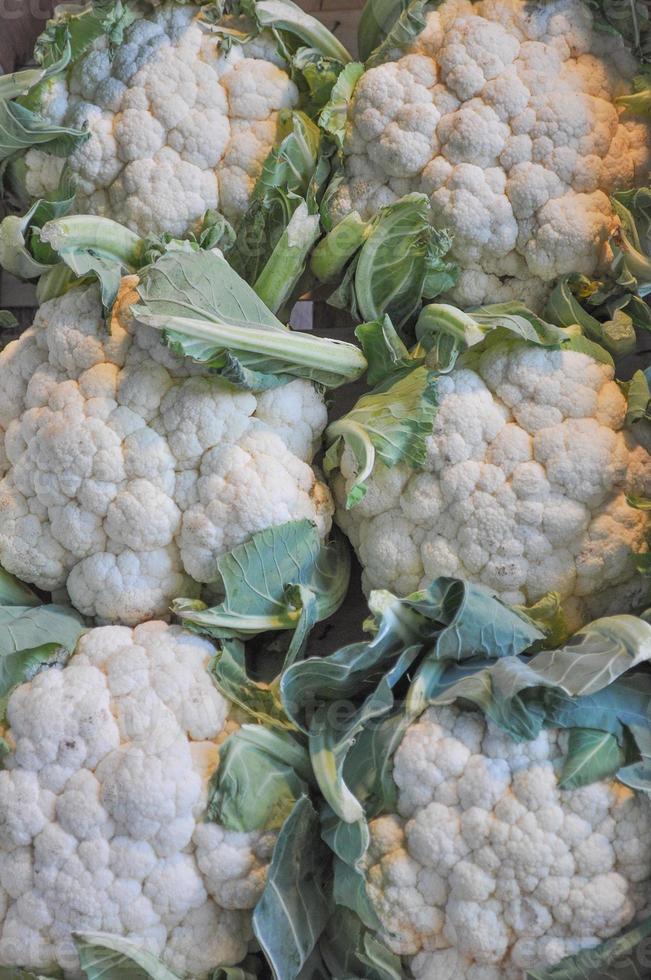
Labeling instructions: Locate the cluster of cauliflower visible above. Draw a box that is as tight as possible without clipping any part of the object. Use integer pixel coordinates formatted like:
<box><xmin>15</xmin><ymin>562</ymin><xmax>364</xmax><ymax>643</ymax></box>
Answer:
<box><xmin>332</xmin><ymin>0</ymin><xmax>651</xmax><ymax>309</ymax></box>
<box><xmin>334</xmin><ymin>341</ymin><xmax>651</xmax><ymax>628</ymax></box>
<box><xmin>365</xmin><ymin>704</ymin><xmax>651</xmax><ymax>979</ymax></box>
<box><xmin>0</xmin><ymin>277</ymin><xmax>333</xmax><ymax>624</ymax></box>
<box><xmin>0</xmin><ymin>621</ymin><xmax>273</xmax><ymax>978</ymax></box>
<box><xmin>2</xmin><ymin>2</ymin><xmax>651</xmax><ymax>977</ymax></box>
<box><xmin>23</xmin><ymin>4</ymin><xmax>300</xmax><ymax>236</ymax></box>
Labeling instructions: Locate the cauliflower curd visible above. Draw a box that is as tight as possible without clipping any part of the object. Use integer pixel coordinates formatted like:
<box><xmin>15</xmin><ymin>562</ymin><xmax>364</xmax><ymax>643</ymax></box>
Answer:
<box><xmin>0</xmin><ymin>621</ymin><xmax>271</xmax><ymax>978</ymax></box>
<box><xmin>333</xmin><ymin>0</ymin><xmax>651</xmax><ymax>309</ymax></box>
<box><xmin>334</xmin><ymin>341</ymin><xmax>651</xmax><ymax>627</ymax></box>
<box><xmin>366</xmin><ymin>704</ymin><xmax>651</xmax><ymax>979</ymax></box>
<box><xmin>24</xmin><ymin>4</ymin><xmax>300</xmax><ymax>237</ymax></box>
<box><xmin>0</xmin><ymin>278</ymin><xmax>333</xmax><ymax>624</ymax></box>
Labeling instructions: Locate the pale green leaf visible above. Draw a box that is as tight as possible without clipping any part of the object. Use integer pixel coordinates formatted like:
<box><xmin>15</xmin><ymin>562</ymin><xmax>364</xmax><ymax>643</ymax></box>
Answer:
<box><xmin>340</xmin><ymin>708</ymin><xmax>410</xmax><ymax>819</ymax></box>
<box><xmin>363</xmin><ymin>0</ymin><xmax>429</xmax><ymax>68</ymax></box>
<box><xmin>208</xmin><ymin>725</ymin><xmax>311</xmax><ymax>832</ymax></box>
<box><xmin>414</xmin><ymin>303</ymin><xmax>486</xmax><ymax>372</ymax></box>
<box><xmin>0</xmin><ymin>212</ymin><xmax>53</xmax><ymax>280</ymax></box>
<box><xmin>405</xmin><ymin>579</ymin><xmax>547</xmax><ymax>715</ymax></box>
<box><xmin>38</xmin><ymin>215</ymin><xmax>143</xmax><ymax>308</ymax></box>
<box><xmin>0</xmin><ymin>604</ymin><xmax>85</xmax><ymax>716</ymax></box>
<box><xmin>585</xmin><ymin>0</ymin><xmax>650</xmax><ymax>56</ymax></box>
<box><xmin>308</xmin><ymin>667</ymin><xmax>401</xmax><ymax>822</ymax></box>
<box><xmin>0</xmin><ymin>567</ymin><xmax>39</xmax><ymax>607</ymax></box>
<box><xmin>326</xmin><ymin>250</ymin><xmax>361</xmax><ymax>319</ymax></box>
<box><xmin>253</xmin><ymin>796</ymin><xmax>331</xmax><ymax>980</ymax></box>
<box><xmin>545</xmin><ymin>275</ymin><xmax>636</xmax><ymax>357</ymax></box>
<box><xmin>0</xmin><ymin>604</ymin><xmax>85</xmax><ymax>662</ymax></box>
<box><xmin>563</xmin><ymin>333</ymin><xmax>614</xmax><ymax>368</ymax></box>
<box><xmin>422</xmin><ymin>227</ymin><xmax>458</xmax><ymax>298</ymax></box>
<box><xmin>230</xmin><ymin>111</ymin><xmax>322</xmax><ymax>285</ymax></box>
<box><xmin>424</xmin><ymin>577</ymin><xmax>547</xmax><ymax>662</ymax></box>
<box><xmin>354</xmin><ymin>316</ymin><xmax>418</xmax><ymax>386</ymax></box>
<box><xmin>75</xmin><ymin>933</ymin><xmax>181</xmax><ymax>980</ymax></box>
<box><xmin>0</xmin><ymin>38</ymin><xmax>71</xmax><ymax>101</ymax></box>
<box><xmin>318</xmin><ymin>909</ymin><xmax>402</xmax><ymax>980</ymax></box>
<box><xmin>526</xmin><ymin>615</ymin><xmax>651</xmax><ymax>697</ymax></box>
<box><xmin>210</xmin><ymin>640</ymin><xmax>294</xmax><ymax>730</ymax></box>
<box><xmin>357</xmin><ymin>0</ymin><xmax>406</xmax><ymax>61</ymax></box>
<box><xmin>526</xmin><ymin>916</ymin><xmax>651</xmax><ymax>979</ymax></box>
<box><xmin>133</xmin><ymin>248</ymin><xmax>366</xmax><ymax>390</ymax></box>
<box><xmin>610</xmin><ymin>188</ymin><xmax>651</xmax><ymax>297</ymax></box>
<box><xmin>0</xmin><ymin>172</ymin><xmax>77</xmax><ymax>281</ymax></box>
<box><xmin>545</xmin><ymin>674</ymin><xmax>651</xmax><ymax>739</ymax></box>
<box><xmin>416</xmin><ymin>301</ymin><xmax>569</xmax><ymax>373</ymax></box>
<box><xmin>321</xmin><ymin>808</ymin><xmax>369</xmax><ymax>871</ymax></box>
<box><xmin>325</xmin><ymin>365</ymin><xmax>437</xmax><ymax>508</ymax></box>
<box><xmin>354</xmin><ymin>193</ymin><xmax>433</xmax><ymax>327</ymax></box>
<box><xmin>318</xmin><ymin>62</ymin><xmax>365</xmax><ymax>149</ymax></box>
<box><xmin>433</xmin><ymin>656</ymin><xmax>552</xmax><ymax>738</ymax></box>
<box><xmin>292</xmin><ymin>48</ymin><xmax>346</xmax><ymax>116</ymax></box>
<box><xmin>251</xmin><ymin>0</ymin><xmax>352</xmax><ymax>63</ymax></box>
<box><xmin>469</xmin><ymin>302</ymin><xmax>569</xmax><ymax>344</ymax></box>
<box><xmin>560</xmin><ymin>728</ymin><xmax>625</xmax><ymax>789</ymax></box>
<box><xmin>173</xmin><ymin>520</ymin><xmax>350</xmax><ymax>639</ymax></box>
<box><xmin>320</xmin><ymin>193</ymin><xmax>457</xmax><ymax>325</ymax></box>
<box><xmin>617</xmin><ymin>724</ymin><xmax>651</xmax><ymax>793</ymax></box>
<box><xmin>33</xmin><ymin>1</ymin><xmax>137</xmax><ymax>67</ymax></box>
<box><xmin>0</xmin><ymin>101</ymin><xmax>88</xmax><ymax>165</ymax></box>
<box><xmin>626</xmin><ymin>369</ymin><xmax>651</xmax><ymax>430</ymax></box>
<box><xmin>282</xmin><ymin>578</ymin><xmax>545</xmax><ymax>732</ymax></box>
<box><xmin>429</xmin><ymin>655</ymin><xmax>651</xmax><ymax>746</ymax></box>
<box><xmin>139</xmin><ymin>210</ymin><xmax>236</xmax><ymax>268</ymax></box>
<box><xmin>514</xmin><ymin>592</ymin><xmax>570</xmax><ymax>648</ymax></box>
<box><xmin>0</xmin><ymin>35</ymin><xmax>87</xmax><ymax>163</ymax></box>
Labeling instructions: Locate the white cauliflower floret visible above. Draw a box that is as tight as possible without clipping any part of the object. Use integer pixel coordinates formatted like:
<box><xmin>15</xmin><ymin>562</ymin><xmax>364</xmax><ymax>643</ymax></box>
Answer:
<box><xmin>24</xmin><ymin>7</ymin><xmax>299</xmax><ymax>236</ymax></box>
<box><xmin>0</xmin><ymin>623</ymin><xmax>268</xmax><ymax>978</ymax></box>
<box><xmin>365</xmin><ymin>705</ymin><xmax>651</xmax><ymax>976</ymax></box>
<box><xmin>334</xmin><ymin>0</ymin><xmax>651</xmax><ymax>308</ymax></box>
<box><xmin>335</xmin><ymin>341</ymin><xmax>651</xmax><ymax>628</ymax></box>
<box><xmin>0</xmin><ymin>282</ymin><xmax>333</xmax><ymax>624</ymax></box>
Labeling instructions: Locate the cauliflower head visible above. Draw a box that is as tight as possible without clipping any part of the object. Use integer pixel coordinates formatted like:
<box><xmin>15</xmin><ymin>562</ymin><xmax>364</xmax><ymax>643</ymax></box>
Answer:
<box><xmin>365</xmin><ymin>704</ymin><xmax>651</xmax><ymax>978</ymax></box>
<box><xmin>0</xmin><ymin>278</ymin><xmax>332</xmax><ymax>624</ymax></box>
<box><xmin>333</xmin><ymin>341</ymin><xmax>651</xmax><ymax>628</ymax></box>
<box><xmin>0</xmin><ymin>620</ymin><xmax>274</xmax><ymax>978</ymax></box>
<box><xmin>23</xmin><ymin>4</ymin><xmax>299</xmax><ymax>237</ymax></box>
<box><xmin>332</xmin><ymin>0</ymin><xmax>651</xmax><ymax>310</ymax></box>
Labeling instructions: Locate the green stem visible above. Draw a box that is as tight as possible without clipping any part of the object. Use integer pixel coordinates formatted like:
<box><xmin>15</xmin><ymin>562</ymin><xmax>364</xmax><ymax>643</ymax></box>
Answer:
<box><xmin>325</xmin><ymin>417</ymin><xmax>376</xmax><ymax>507</ymax></box>
<box><xmin>310</xmin><ymin>211</ymin><xmax>370</xmax><ymax>282</ymax></box>
<box><xmin>137</xmin><ymin>311</ymin><xmax>368</xmax><ymax>386</ymax></box>
<box><xmin>315</xmin><ymin>539</ymin><xmax>351</xmax><ymax>622</ymax></box>
<box><xmin>415</xmin><ymin>302</ymin><xmax>485</xmax><ymax>347</ymax></box>
<box><xmin>36</xmin><ymin>262</ymin><xmax>80</xmax><ymax>304</ymax></box>
<box><xmin>253</xmin><ymin>0</ymin><xmax>353</xmax><ymax>64</ymax></box>
<box><xmin>39</xmin><ymin>215</ymin><xmax>145</xmax><ymax>270</ymax></box>
<box><xmin>253</xmin><ymin>202</ymin><xmax>321</xmax><ymax>314</ymax></box>
<box><xmin>177</xmin><ymin>607</ymin><xmax>301</xmax><ymax>635</ymax></box>
<box><xmin>612</xmin><ymin>232</ymin><xmax>651</xmax><ymax>294</ymax></box>
<box><xmin>617</xmin><ymin>89</ymin><xmax>651</xmax><ymax>116</ymax></box>
<box><xmin>309</xmin><ymin>732</ymin><xmax>365</xmax><ymax>824</ymax></box>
